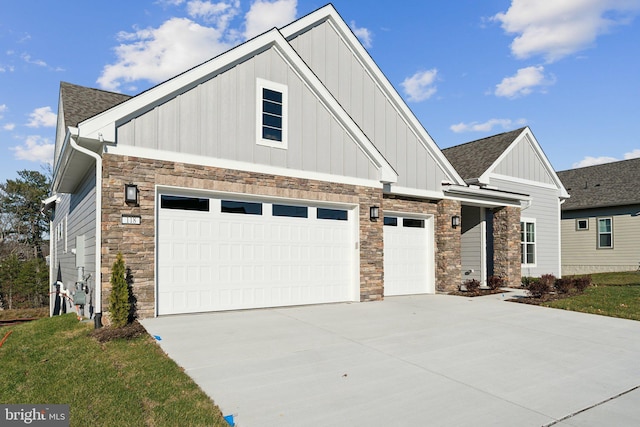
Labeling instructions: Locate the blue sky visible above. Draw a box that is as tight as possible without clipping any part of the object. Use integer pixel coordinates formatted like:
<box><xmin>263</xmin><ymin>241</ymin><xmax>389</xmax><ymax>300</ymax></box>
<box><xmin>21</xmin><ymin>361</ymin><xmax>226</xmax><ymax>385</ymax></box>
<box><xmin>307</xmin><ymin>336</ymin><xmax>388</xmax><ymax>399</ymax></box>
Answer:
<box><xmin>1</xmin><ymin>0</ymin><xmax>639</xmax><ymax>185</ymax></box>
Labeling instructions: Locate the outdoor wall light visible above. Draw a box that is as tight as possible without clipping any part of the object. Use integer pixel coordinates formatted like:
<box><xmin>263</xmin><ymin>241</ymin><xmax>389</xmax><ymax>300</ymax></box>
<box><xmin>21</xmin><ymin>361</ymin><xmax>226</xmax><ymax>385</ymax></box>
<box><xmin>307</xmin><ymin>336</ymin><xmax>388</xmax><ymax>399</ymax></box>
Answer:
<box><xmin>451</xmin><ymin>215</ymin><xmax>461</xmax><ymax>229</ymax></box>
<box><xmin>370</xmin><ymin>206</ymin><xmax>380</xmax><ymax>221</ymax></box>
<box><xmin>125</xmin><ymin>184</ymin><xmax>139</xmax><ymax>206</ymax></box>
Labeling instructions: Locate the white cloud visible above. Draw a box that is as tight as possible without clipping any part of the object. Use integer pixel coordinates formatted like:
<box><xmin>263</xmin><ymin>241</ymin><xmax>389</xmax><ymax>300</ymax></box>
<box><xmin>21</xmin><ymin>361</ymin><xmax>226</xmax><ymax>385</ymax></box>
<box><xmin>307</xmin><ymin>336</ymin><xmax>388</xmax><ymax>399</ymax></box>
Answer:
<box><xmin>350</xmin><ymin>20</ymin><xmax>373</xmax><ymax>48</ymax></box>
<box><xmin>3</xmin><ymin>123</ymin><xmax>15</xmax><ymax>131</ymax></box>
<box><xmin>495</xmin><ymin>65</ymin><xmax>554</xmax><ymax>98</ymax></box>
<box><xmin>10</xmin><ymin>135</ymin><xmax>54</xmax><ymax>165</ymax></box>
<box><xmin>21</xmin><ymin>53</ymin><xmax>47</xmax><ymax>67</ymax></box>
<box><xmin>401</xmin><ymin>69</ymin><xmax>438</xmax><ymax>102</ymax></box>
<box><xmin>27</xmin><ymin>106</ymin><xmax>57</xmax><ymax>128</ymax></box>
<box><xmin>493</xmin><ymin>0</ymin><xmax>640</xmax><ymax>62</ymax></box>
<box><xmin>624</xmin><ymin>148</ymin><xmax>640</xmax><ymax>159</ymax></box>
<box><xmin>0</xmin><ymin>104</ymin><xmax>7</xmax><ymax>118</ymax></box>
<box><xmin>450</xmin><ymin>118</ymin><xmax>527</xmax><ymax>133</ymax></box>
<box><xmin>243</xmin><ymin>0</ymin><xmax>297</xmax><ymax>39</ymax></box>
<box><xmin>572</xmin><ymin>155</ymin><xmax>619</xmax><ymax>168</ymax></box>
<box><xmin>187</xmin><ymin>0</ymin><xmax>240</xmax><ymax>25</ymax></box>
<box><xmin>97</xmin><ymin>17</ymin><xmax>233</xmax><ymax>91</ymax></box>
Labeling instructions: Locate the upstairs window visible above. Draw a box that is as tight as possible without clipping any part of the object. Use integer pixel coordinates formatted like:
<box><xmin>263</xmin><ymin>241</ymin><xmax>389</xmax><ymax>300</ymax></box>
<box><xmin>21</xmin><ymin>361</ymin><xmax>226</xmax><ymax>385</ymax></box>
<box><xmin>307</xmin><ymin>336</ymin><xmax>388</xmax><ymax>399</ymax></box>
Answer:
<box><xmin>257</xmin><ymin>78</ymin><xmax>287</xmax><ymax>149</ymax></box>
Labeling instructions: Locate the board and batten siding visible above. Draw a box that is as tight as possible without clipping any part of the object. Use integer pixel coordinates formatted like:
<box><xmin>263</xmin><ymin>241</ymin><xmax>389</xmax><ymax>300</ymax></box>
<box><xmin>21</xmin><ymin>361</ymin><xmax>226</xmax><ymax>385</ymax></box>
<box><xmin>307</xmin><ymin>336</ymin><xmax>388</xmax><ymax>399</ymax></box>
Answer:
<box><xmin>561</xmin><ymin>205</ymin><xmax>640</xmax><ymax>274</ymax></box>
<box><xmin>116</xmin><ymin>46</ymin><xmax>378</xmax><ymax>182</ymax></box>
<box><xmin>493</xmin><ymin>135</ymin><xmax>555</xmax><ymax>185</ymax></box>
<box><xmin>491</xmin><ymin>177</ymin><xmax>561</xmax><ymax>277</ymax></box>
<box><xmin>461</xmin><ymin>206</ymin><xmax>483</xmax><ymax>284</ymax></box>
<box><xmin>287</xmin><ymin>20</ymin><xmax>450</xmax><ymax>192</ymax></box>
<box><xmin>52</xmin><ymin>166</ymin><xmax>97</xmax><ymax>292</ymax></box>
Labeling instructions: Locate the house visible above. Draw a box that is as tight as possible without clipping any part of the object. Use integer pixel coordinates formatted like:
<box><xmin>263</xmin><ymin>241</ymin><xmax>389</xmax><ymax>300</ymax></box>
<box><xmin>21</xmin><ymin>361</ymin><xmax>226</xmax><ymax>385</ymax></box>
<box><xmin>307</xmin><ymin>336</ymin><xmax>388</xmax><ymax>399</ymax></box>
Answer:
<box><xmin>47</xmin><ymin>5</ymin><xmax>531</xmax><ymax>324</ymax></box>
<box><xmin>557</xmin><ymin>158</ymin><xmax>640</xmax><ymax>275</ymax></box>
<box><xmin>443</xmin><ymin>127</ymin><xmax>569</xmax><ymax>281</ymax></box>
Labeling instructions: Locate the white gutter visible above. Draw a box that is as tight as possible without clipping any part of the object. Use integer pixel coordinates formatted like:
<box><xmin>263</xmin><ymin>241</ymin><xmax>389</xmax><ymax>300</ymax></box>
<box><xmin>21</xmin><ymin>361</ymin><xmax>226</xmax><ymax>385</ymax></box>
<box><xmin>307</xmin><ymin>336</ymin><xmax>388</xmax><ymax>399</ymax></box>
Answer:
<box><xmin>443</xmin><ymin>183</ymin><xmax>530</xmax><ymax>206</ymax></box>
<box><xmin>67</xmin><ymin>127</ymin><xmax>104</xmax><ymax>327</ymax></box>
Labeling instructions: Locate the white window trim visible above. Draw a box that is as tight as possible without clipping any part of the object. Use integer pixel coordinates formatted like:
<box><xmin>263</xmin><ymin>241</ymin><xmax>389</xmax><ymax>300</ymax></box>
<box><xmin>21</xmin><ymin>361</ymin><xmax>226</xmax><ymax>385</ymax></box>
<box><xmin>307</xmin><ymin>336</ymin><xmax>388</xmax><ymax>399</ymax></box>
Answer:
<box><xmin>256</xmin><ymin>78</ymin><xmax>288</xmax><ymax>149</ymax></box>
<box><xmin>597</xmin><ymin>217</ymin><xmax>613</xmax><ymax>249</ymax></box>
<box><xmin>520</xmin><ymin>217</ymin><xmax>537</xmax><ymax>267</ymax></box>
<box><xmin>576</xmin><ymin>218</ymin><xmax>589</xmax><ymax>231</ymax></box>
<box><xmin>64</xmin><ymin>215</ymin><xmax>68</xmax><ymax>254</ymax></box>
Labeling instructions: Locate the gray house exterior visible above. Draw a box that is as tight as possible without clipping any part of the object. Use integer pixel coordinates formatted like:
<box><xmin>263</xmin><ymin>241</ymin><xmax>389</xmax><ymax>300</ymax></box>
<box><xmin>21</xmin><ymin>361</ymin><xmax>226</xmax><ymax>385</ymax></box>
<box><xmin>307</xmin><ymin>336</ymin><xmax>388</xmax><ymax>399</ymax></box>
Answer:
<box><xmin>47</xmin><ymin>5</ymin><xmax>529</xmax><ymax>323</ymax></box>
<box><xmin>443</xmin><ymin>127</ymin><xmax>569</xmax><ymax>282</ymax></box>
<box><xmin>558</xmin><ymin>158</ymin><xmax>640</xmax><ymax>275</ymax></box>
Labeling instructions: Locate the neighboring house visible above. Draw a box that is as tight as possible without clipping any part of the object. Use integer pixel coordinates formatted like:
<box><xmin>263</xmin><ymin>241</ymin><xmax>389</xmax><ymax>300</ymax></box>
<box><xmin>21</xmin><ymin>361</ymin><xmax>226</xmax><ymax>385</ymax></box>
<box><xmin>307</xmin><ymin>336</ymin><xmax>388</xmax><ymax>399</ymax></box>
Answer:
<box><xmin>558</xmin><ymin>158</ymin><xmax>640</xmax><ymax>275</ymax></box>
<box><xmin>47</xmin><ymin>5</ymin><xmax>529</xmax><ymax>323</ymax></box>
<box><xmin>443</xmin><ymin>127</ymin><xmax>569</xmax><ymax>282</ymax></box>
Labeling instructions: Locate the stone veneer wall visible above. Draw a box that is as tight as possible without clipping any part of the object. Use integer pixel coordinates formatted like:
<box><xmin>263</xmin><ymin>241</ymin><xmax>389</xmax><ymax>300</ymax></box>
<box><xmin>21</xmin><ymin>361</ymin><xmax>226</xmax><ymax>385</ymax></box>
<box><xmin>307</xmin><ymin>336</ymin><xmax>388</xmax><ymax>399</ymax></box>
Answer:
<box><xmin>435</xmin><ymin>199</ymin><xmax>461</xmax><ymax>292</ymax></box>
<box><xmin>492</xmin><ymin>206</ymin><xmax>521</xmax><ymax>287</ymax></box>
<box><xmin>101</xmin><ymin>154</ymin><xmax>383</xmax><ymax>319</ymax></box>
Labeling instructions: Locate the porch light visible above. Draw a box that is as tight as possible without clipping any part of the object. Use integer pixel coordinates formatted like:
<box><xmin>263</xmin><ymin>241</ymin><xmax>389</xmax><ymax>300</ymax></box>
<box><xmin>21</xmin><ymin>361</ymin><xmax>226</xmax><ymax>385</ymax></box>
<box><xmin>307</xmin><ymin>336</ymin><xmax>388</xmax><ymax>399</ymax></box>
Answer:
<box><xmin>125</xmin><ymin>184</ymin><xmax>138</xmax><ymax>206</ymax></box>
<box><xmin>452</xmin><ymin>215</ymin><xmax>461</xmax><ymax>229</ymax></box>
<box><xmin>369</xmin><ymin>206</ymin><xmax>380</xmax><ymax>221</ymax></box>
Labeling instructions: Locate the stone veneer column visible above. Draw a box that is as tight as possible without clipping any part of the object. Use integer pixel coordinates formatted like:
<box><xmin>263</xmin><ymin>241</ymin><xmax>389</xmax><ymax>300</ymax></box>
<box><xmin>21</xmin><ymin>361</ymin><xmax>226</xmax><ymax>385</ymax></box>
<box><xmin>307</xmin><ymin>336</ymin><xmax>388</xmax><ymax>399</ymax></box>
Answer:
<box><xmin>436</xmin><ymin>199</ymin><xmax>461</xmax><ymax>292</ymax></box>
<box><xmin>493</xmin><ymin>206</ymin><xmax>521</xmax><ymax>287</ymax></box>
<box><xmin>359</xmin><ymin>190</ymin><xmax>384</xmax><ymax>302</ymax></box>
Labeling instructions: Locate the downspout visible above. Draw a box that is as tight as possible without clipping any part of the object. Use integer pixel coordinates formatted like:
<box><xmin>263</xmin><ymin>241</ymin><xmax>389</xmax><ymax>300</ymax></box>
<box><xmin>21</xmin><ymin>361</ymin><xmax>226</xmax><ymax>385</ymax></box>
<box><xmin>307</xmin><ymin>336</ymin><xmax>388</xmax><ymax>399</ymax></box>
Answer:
<box><xmin>559</xmin><ymin>198</ymin><xmax>566</xmax><ymax>277</ymax></box>
<box><xmin>68</xmin><ymin>132</ymin><xmax>104</xmax><ymax>328</ymax></box>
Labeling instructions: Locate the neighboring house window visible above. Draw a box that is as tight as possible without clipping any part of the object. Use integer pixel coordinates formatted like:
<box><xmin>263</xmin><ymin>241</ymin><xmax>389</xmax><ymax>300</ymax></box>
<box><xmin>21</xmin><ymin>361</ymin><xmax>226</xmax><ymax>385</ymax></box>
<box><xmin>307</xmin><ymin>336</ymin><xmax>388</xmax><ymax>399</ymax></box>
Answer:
<box><xmin>256</xmin><ymin>78</ymin><xmax>288</xmax><ymax>149</ymax></box>
<box><xmin>576</xmin><ymin>219</ymin><xmax>588</xmax><ymax>230</ymax></box>
<box><xmin>520</xmin><ymin>220</ymin><xmax>535</xmax><ymax>265</ymax></box>
<box><xmin>597</xmin><ymin>218</ymin><xmax>613</xmax><ymax>248</ymax></box>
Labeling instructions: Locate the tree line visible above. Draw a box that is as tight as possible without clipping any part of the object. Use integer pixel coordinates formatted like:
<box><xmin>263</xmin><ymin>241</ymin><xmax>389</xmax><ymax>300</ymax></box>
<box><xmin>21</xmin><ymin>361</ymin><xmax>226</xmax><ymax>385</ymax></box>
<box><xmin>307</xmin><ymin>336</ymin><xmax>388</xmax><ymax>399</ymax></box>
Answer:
<box><xmin>0</xmin><ymin>170</ymin><xmax>50</xmax><ymax>309</ymax></box>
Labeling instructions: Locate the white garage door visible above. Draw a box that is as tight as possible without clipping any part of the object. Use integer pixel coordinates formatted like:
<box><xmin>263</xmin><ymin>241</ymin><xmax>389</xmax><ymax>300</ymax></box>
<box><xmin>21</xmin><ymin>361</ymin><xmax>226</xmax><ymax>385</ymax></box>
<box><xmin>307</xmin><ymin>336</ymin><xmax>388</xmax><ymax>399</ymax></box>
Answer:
<box><xmin>157</xmin><ymin>194</ymin><xmax>356</xmax><ymax>314</ymax></box>
<box><xmin>383</xmin><ymin>215</ymin><xmax>434</xmax><ymax>296</ymax></box>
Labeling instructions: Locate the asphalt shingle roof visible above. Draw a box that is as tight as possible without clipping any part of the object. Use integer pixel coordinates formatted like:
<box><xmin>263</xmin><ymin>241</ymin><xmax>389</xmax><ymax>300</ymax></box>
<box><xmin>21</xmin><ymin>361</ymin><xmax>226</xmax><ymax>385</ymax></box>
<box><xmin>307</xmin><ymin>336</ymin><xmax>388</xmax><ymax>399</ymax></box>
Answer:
<box><xmin>59</xmin><ymin>81</ymin><xmax>131</xmax><ymax>128</ymax></box>
<box><xmin>442</xmin><ymin>127</ymin><xmax>526</xmax><ymax>181</ymax></box>
<box><xmin>557</xmin><ymin>158</ymin><xmax>640</xmax><ymax>211</ymax></box>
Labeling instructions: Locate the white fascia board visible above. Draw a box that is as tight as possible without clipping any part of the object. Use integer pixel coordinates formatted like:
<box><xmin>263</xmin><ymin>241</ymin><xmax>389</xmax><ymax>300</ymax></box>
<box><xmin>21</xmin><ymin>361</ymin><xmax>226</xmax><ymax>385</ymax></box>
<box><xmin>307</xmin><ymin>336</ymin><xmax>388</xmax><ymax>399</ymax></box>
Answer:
<box><xmin>443</xmin><ymin>184</ymin><xmax>529</xmax><ymax>207</ymax></box>
<box><xmin>384</xmin><ymin>184</ymin><xmax>445</xmax><ymax>200</ymax></box>
<box><xmin>106</xmin><ymin>144</ymin><xmax>385</xmax><ymax>189</ymax></box>
<box><xmin>488</xmin><ymin>173</ymin><xmax>562</xmax><ymax>191</ymax></box>
<box><xmin>51</xmin><ymin>127</ymin><xmax>78</xmax><ymax>193</ymax></box>
<box><xmin>77</xmin><ymin>29</ymin><xmax>288</xmax><ymax>143</ymax></box>
<box><xmin>281</xmin><ymin>6</ymin><xmax>466</xmax><ymax>187</ymax></box>
<box><xmin>480</xmin><ymin>127</ymin><xmax>570</xmax><ymax>198</ymax></box>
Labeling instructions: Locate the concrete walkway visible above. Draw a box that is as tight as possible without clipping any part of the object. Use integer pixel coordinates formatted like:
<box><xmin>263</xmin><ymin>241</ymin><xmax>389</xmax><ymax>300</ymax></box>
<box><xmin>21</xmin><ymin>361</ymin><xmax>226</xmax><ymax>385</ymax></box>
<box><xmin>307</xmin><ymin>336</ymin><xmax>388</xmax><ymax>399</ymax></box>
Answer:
<box><xmin>141</xmin><ymin>292</ymin><xmax>640</xmax><ymax>426</ymax></box>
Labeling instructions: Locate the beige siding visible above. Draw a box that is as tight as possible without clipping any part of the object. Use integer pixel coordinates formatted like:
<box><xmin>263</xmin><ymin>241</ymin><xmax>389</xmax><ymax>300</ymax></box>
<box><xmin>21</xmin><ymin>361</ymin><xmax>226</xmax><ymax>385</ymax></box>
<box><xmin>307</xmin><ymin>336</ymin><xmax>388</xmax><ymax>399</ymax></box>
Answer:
<box><xmin>116</xmin><ymin>46</ymin><xmax>379</xmax><ymax>181</ymax></box>
<box><xmin>561</xmin><ymin>205</ymin><xmax>640</xmax><ymax>274</ymax></box>
<box><xmin>288</xmin><ymin>20</ymin><xmax>450</xmax><ymax>192</ymax></box>
<box><xmin>494</xmin><ymin>135</ymin><xmax>555</xmax><ymax>185</ymax></box>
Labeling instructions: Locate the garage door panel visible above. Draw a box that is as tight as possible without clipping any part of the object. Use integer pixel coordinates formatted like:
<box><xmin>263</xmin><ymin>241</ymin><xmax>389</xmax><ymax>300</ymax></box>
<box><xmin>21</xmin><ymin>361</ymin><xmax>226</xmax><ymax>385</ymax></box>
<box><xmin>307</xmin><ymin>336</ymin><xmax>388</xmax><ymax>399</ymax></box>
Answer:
<box><xmin>384</xmin><ymin>215</ymin><xmax>434</xmax><ymax>296</ymax></box>
<box><xmin>158</xmin><ymin>195</ymin><xmax>355</xmax><ymax>314</ymax></box>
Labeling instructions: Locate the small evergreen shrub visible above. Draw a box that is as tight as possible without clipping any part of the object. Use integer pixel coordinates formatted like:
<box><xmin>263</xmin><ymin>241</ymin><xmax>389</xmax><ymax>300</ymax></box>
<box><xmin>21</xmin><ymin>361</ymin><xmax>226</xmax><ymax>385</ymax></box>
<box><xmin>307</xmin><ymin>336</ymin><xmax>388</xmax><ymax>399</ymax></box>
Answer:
<box><xmin>108</xmin><ymin>252</ymin><xmax>131</xmax><ymax>329</ymax></box>
<box><xmin>554</xmin><ymin>278</ymin><xmax>573</xmax><ymax>294</ymax></box>
<box><xmin>521</xmin><ymin>276</ymin><xmax>539</xmax><ymax>288</ymax></box>
<box><xmin>461</xmin><ymin>279</ymin><xmax>481</xmax><ymax>292</ymax></box>
<box><xmin>573</xmin><ymin>275</ymin><xmax>592</xmax><ymax>293</ymax></box>
<box><xmin>487</xmin><ymin>275</ymin><xmax>505</xmax><ymax>290</ymax></box>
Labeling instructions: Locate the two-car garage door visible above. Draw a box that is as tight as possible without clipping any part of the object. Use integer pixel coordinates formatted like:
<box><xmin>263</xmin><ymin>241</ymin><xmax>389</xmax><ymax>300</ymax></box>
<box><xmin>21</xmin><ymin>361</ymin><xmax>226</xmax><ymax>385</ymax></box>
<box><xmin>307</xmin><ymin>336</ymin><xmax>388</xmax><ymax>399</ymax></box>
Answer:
<box><xmin>157</xmin><ymin>193</ymin><xmax>357</xmax><ymax>315</ymax></box>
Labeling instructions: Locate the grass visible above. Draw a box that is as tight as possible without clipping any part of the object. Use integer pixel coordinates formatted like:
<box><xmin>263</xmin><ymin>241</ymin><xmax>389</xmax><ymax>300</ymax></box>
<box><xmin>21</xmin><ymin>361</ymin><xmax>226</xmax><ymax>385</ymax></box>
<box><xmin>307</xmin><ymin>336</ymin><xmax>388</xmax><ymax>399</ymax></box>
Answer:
<box><xmin>0</xmin><ymin>307</ymin><xmax>49</xmax><ymax>320</ymax></box>
<box><xmin>541</xmin><ymin>271</ymin><xmax>640</xmax><ymax>321</ymax></box>
<box><xmin>0</xmin><ymin>314</ymin><xmax>228</xmax><ymax>427</ymax></box>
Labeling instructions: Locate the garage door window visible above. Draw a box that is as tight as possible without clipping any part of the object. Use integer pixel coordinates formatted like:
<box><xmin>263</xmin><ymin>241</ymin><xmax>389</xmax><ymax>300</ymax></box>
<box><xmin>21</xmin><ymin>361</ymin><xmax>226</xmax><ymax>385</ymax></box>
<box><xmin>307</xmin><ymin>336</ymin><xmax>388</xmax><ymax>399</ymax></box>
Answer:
<box><xmin>317</xmin><ymin>208</ymin><xmax>348</xmax><ymax>221</ymax></box>
<box><xmin>221</xmin><ymin>200</ymin><xmax>262</xmax><ymax>215</ymax></box>
<box><xmin>273</xmin><ymin>204</ymin><xmax>308</xmax><ymax>218</ymax></box>
<box><xmin>161</xmin><ymin>195</ymin><xmax>210</xmax><ymax>211</ymax></box>
<box><xmin>384</xmin><ymin>217</ymin><xmax>398</xmax><ymax>226</ymax></box>
<box><xmin>403</xmin><ymin>218</ymin><xmax>425</xmax><ymax>228</ymax></box>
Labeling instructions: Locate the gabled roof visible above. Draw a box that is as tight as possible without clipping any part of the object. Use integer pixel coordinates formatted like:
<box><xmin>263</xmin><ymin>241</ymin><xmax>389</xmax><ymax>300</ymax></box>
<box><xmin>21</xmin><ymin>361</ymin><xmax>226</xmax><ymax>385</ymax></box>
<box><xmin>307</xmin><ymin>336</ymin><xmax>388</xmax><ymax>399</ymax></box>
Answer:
<box><xmin>442</xmin><ymin>128</ymin><xmax>526</xmax><ymax>181</ymax></box>
<box><xmin>59</xmin><ymin>82</ymin><xmax>131</xmax><ymax>127</ymax></box>
<box><xmin>557</xmin><ymin>157</ymin><xmax>640</xmax><ymax>211</ymax></box>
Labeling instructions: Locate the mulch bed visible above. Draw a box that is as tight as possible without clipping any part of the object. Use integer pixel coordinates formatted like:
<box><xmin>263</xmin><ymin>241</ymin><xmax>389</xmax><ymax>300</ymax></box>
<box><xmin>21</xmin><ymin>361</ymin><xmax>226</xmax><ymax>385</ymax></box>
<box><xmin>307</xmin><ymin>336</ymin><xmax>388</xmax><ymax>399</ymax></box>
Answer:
<box><xmin>507</xmin><ymin>292</ymin><xmax>571</xmax><ymax>305</ymax></box>
<box><xmin>448</xmin><ymin>288</ymin><xmax>508</xmax><ymax>297</ymax></box>
<box><xmin>90</xmin><ymin>320</ymin><xmax>148</xmax><ymax>343</ymax></box>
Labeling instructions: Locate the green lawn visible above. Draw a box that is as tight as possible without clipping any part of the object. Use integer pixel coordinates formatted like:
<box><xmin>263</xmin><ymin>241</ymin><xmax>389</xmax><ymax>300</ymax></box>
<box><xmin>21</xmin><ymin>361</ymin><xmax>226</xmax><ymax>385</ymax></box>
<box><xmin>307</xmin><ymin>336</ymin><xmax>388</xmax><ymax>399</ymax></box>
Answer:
<box><xmin>0</xmin><ymin>314</ymin><xmax>228</xmax><ymax>427</ymax></box>
<box><xmin>543</xmin><ymin>271</ymin><xmax>640</xmax><ymax>321</ymax></box>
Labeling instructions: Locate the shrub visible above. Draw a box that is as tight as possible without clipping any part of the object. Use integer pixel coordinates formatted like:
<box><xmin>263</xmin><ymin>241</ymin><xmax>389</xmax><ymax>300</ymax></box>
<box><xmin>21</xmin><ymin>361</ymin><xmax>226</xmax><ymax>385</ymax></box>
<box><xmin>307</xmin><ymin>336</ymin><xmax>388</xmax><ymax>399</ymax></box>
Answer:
<box><xmin>540</xmin><ymin>274</ymin><xmax>556</xmax><ymax>287</ymax></box>
<box><xmin>527</xmin><ymin>278</ymin><xmax>552</xmax><ymax>298</ymax></box>
<box><xmin>554</xmin><ymin>278</ymin><xmax>573</xmax><ymax>294</ymax></box>
<box><xmin>108</xmin><ymin>252</ymin><xmax>131</xmax><ymax>329</ymax></box>
<box><xmin>521</xmin><ymin>276</ymin><xmax>539</xmax><ymax>288</ymax></box>
<box><xmin>573</xmin><ymin>275</ymin><xmax>592</xmax><ymax>293</ymax></box>
<box><xmin>487</xmin><ymin>275</ymin><xmax>505</xmax><ymax>290</ymax></box>
<box><xmin>461</xmin><ymin>279</ymin><xmax>480</xmax><ymax>292</ymax></box>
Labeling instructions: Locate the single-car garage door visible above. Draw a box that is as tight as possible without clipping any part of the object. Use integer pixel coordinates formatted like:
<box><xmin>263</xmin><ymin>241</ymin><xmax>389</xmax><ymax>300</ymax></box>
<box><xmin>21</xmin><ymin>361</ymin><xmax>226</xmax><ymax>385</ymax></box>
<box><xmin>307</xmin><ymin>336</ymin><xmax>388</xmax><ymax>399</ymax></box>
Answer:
<box><xmin>383</xmin><ymin>214</ymin><xmax>434</xmax><ymax>296</ymax></box>
<box><xmin>157</xmin><ymin>193</ymin><xmax>357</xmax><ymax>315</ymax></box>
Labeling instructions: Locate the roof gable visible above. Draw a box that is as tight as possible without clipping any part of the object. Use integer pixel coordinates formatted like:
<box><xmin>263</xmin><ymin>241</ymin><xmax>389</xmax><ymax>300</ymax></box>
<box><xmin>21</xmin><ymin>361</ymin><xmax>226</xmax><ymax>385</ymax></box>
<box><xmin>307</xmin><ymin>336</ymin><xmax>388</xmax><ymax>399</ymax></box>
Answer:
<box><xmin>59</xmin><ymin>82</ymin><xmax>131</xmax><ymax>128</ymax></box>
<box><xmin>558</xmin><ymin>157</ymin><xmax>640</xmax><ymax>210</ymax></box>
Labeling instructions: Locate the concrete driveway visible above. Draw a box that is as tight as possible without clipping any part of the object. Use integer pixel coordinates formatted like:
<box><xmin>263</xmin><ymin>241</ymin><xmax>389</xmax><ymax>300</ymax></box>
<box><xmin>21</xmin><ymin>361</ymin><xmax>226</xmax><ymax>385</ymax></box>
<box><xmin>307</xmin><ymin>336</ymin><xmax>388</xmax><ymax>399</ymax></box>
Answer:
<box><xmin>141</xmin><ymin>292</ymin><xmax>640</xmax><ymax>426</ymax></box>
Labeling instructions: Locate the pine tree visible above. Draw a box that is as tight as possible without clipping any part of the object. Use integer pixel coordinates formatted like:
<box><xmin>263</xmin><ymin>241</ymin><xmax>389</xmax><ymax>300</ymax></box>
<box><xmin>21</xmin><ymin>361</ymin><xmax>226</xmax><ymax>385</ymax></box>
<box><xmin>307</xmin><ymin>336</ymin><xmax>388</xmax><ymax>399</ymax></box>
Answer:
<box><xmin>108</xmin><ymin>252</ymin><xmax>130</xmax><ymax>328</ymax></box>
